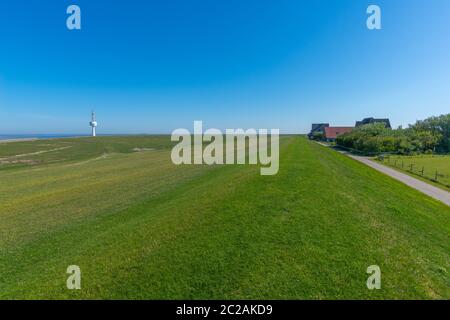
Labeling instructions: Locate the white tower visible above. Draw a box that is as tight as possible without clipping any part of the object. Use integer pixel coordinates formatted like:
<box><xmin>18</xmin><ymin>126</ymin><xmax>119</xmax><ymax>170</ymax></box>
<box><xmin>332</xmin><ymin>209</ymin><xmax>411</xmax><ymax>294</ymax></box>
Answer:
<box><xmin>89</xmin><ymin>111</ymin><xmax>98</xmax><ymax>137</ymax></box>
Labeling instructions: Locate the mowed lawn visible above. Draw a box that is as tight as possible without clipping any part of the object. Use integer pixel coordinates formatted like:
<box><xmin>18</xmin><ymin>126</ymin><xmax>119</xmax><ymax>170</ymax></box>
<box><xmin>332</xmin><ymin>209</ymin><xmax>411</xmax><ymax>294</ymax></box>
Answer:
<box><xmin>0</xmin><ymin>136</ymin><xmax>449</xmax><ymax>299</ymax></box>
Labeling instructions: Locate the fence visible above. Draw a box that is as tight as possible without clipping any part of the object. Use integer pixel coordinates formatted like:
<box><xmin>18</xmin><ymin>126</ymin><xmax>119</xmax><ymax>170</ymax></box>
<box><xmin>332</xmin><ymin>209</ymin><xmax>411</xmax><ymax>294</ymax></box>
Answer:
<box><xmin>379</xmin><ymin>155</ymin><xmax>450</xmax><ymax>188</ymax></box>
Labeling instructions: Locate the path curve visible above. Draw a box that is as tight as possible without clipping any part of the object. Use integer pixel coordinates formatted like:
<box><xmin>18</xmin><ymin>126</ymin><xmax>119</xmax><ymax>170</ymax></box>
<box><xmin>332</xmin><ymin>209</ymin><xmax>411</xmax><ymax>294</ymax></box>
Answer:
<box><xmin>313</xmin><ymin>141</ymin><xmax>450</xmax><ymax>206</ymax></box>
<box><xmin>348</xmin><ymin>154</ymin><xmax>450</xmax><ymax>207</ymax></box>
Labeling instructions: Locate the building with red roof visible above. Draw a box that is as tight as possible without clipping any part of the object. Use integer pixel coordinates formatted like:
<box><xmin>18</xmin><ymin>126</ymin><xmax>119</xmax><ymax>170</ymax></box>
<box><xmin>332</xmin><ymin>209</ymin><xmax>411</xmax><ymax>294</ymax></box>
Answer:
<box><xmin>323</xmin><ymin>127</ymin><xmax>353</xmax><ymax>141</ymax></box>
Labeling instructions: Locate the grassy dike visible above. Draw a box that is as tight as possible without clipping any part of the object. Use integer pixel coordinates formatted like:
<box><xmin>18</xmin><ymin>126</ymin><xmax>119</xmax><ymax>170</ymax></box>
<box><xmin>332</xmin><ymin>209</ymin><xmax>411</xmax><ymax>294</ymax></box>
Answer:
<box><xmin>0</xmin><ymin>136</ymin><xmax>449</xmax><ymax>299</ymax></box>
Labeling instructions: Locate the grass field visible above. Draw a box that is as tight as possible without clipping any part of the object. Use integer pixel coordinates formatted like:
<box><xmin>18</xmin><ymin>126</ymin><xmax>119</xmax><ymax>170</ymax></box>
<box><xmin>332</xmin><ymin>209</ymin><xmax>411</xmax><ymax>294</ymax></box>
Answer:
<box><xmin>0</xmin><ymin>136</ymin><xmax>449</xmax><ymax>299</ymax></box>
<box><xmin>377</xmin><ymin>155</ymin><xmax>450</xmax><ymax>190</ymax></box>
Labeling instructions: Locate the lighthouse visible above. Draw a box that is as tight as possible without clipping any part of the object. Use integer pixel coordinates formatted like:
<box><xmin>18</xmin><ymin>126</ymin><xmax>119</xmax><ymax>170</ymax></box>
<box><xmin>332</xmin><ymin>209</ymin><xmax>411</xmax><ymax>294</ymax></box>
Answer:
<box><xmin>89</xmin><ymin>111</ymin><xmax>98</xmax><ymax>137</ymax></box>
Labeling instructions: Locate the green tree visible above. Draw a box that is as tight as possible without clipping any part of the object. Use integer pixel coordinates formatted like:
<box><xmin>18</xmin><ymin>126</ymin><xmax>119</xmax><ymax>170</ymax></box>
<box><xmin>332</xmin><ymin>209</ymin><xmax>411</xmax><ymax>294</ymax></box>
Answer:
<box><xmin>410</xmin><ymin>114</ymin><xmax>449</xmax><ymax>153</ymax></box>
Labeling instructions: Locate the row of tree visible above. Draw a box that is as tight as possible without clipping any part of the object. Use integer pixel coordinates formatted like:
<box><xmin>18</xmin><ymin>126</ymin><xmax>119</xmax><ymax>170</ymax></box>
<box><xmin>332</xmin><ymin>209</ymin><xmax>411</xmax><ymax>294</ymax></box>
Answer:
<box><xmin>336</xmin><ymin>114</ymin><xmax>450</xmax><ymax>154</ymax></box>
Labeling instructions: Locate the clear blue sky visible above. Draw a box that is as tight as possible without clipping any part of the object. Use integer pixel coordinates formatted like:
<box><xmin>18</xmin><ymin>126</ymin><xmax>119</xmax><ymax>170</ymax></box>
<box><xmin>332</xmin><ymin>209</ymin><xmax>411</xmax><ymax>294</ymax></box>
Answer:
<box><xmin>0</xmin><ymin>0</ymin><xmax>449</xmax><ymax>134</ymax></box>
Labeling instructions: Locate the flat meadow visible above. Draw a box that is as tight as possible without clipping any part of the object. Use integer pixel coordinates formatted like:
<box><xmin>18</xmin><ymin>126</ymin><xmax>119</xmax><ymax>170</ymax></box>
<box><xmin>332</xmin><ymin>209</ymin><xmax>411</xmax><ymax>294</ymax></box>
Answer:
<box><xmin>377</xmin><ymin>154</ymin><xmax>450</xmax><ymax>190</ymax></box>
<box><xmin>0</xmin><ymin>136</ymin><xmax>449</xmax><ymax>299</ymax></box>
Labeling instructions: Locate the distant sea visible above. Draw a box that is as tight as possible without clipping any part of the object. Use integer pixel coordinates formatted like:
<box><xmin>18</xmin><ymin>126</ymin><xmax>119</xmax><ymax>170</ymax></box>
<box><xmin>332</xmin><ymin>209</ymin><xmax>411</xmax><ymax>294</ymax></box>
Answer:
<box><xmin>0</xmin><ymin>134</ymin><xmax>90</xmax><ymax>141</ymax></box>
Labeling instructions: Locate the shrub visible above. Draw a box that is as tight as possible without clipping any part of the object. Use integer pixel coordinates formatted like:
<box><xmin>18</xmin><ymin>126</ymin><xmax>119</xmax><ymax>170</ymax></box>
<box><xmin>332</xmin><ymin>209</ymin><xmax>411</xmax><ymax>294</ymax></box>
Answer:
<box><xmin>336</xmin><ymin>114</ymin><xmax>449</xmax><ymax>154</ymax></box>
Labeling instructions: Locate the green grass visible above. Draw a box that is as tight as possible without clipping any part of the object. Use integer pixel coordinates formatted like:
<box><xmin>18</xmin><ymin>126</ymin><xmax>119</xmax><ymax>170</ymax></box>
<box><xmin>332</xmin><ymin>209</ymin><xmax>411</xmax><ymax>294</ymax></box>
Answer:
<box><xmin>0</xmin><ymin>136</ymin><xmax>449</xmax><ymax>299</ymax></box>
<box><xmin>0</xmin><ymin>135</ymin><xmax>175</xmax><ymax>170</ymax></box>
<box><xmin>376</xmin><ymin>155</ymin><xmax>450</xmax><ymax>190</ymax></box>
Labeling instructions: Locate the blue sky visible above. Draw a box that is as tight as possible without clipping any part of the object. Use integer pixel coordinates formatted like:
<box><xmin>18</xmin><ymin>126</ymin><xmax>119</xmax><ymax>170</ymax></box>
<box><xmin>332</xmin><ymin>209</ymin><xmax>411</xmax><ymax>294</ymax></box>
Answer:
<box><xmin>0</xmin><ymin>0</ymin><xmax>449</xmax><ymax>134</ymax></box>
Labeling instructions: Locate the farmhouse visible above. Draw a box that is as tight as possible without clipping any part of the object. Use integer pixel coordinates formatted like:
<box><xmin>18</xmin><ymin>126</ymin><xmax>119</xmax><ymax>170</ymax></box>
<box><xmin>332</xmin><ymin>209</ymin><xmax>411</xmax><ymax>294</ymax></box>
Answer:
<box><xmin>308</xmin><ymin>117</ymin><xmax>391</xmax><ymax>141</ymax></box>
<box><xmin>323</xmin><ymin>126</ymin><xmax>353</xmax><ymax>141</ymax></box>
<box><xmin>307</xmin><ymin>123</ymin><xmax>329</xmax><ymax>139</ymax></box>
<box><xmin>307</xmin><ymin>123</ymin><xmax>353</xmax><ymax>141</ymax></box>
<box><xmin>355</xmin><ymin>117</ymin><xmax>391</xmax><ymax>128</ymax></box>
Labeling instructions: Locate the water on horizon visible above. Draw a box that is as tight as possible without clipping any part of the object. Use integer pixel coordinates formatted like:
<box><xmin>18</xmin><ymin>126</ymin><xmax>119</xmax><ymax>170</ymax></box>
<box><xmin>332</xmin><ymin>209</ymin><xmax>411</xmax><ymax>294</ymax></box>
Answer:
<box><xmin>0</xmin><ymin>134</ymin><xmax>90</xmax><ymax>141</ymax></box>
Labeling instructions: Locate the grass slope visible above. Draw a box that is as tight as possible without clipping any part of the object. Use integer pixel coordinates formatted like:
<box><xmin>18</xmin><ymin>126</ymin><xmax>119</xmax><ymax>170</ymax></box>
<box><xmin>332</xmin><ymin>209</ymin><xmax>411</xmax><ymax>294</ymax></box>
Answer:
<box><xmin>0</xmin><ymin>136</ymin><xmax>449</xmax><ymax>299</ymax></box>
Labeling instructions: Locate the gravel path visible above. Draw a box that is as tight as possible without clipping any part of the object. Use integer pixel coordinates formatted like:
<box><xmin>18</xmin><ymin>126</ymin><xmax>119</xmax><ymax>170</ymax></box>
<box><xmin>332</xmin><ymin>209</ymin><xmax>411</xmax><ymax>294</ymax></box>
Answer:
<box><xmin>347</xmin><ymin>154</ymin><xmax>450</xmax><ymax>206</ymax></box>
<box><xmin>312</xmin><ymin>141</ymin><xmax>450</xmax><ymax>206</ymax></box>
